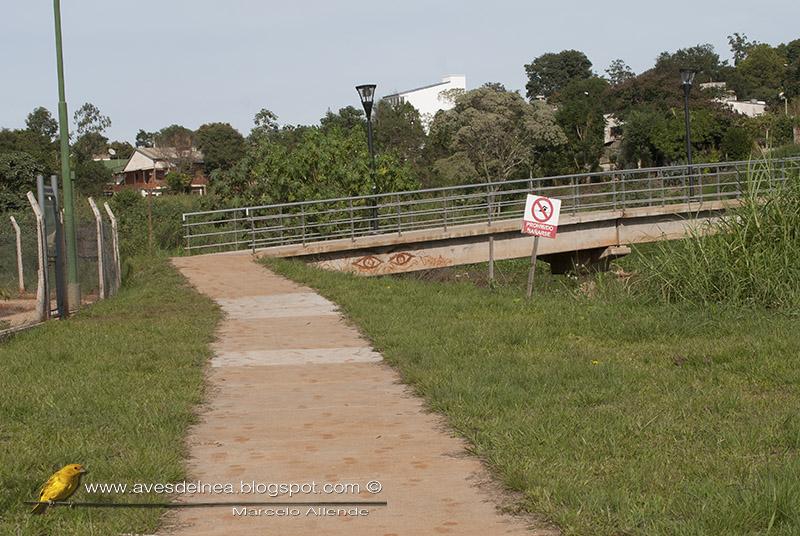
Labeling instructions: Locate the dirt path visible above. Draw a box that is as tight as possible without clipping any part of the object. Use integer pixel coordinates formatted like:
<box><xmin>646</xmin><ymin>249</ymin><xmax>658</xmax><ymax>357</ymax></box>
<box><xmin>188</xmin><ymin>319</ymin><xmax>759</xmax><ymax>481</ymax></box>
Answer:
<box><xmin>165</xmin><ymin>254</ymin><xmax>556</xmax><ymax>535</ymax></box>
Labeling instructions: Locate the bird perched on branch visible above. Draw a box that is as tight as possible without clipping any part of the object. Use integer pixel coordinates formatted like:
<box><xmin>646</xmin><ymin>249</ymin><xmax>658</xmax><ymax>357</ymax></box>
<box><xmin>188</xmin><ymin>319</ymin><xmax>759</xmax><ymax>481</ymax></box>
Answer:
<box><xmin>31</xmin><ymin>464</ymin><xmax>87</xmax><ymax>514</ymax></box>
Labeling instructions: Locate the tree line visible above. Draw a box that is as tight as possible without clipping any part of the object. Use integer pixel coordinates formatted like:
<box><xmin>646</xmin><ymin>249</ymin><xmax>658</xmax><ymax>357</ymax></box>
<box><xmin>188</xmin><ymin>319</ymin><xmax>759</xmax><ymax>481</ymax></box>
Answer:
<box><xmin>1</xmin><ymin>33</ymin><xmax>799</xmax><ymax>211</ymax></box>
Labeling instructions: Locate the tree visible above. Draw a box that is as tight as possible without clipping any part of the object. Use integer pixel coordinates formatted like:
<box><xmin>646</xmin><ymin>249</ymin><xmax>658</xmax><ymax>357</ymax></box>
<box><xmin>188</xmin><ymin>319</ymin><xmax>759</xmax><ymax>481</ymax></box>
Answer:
<box><xmin>320</xmin><ymin>106</ymin><xmax>365</xmax><ymax>133</ymax></box>
<box><xmin>108</xmin><ymin>140</ymin><xmax>135</xmax><ymax>159</ymax></box>
<box><xmin>195</xmin><ymin>122</ymin><xmax>246</xmax><ymax>172</ymax></box>
<box><xmin>135</xmin><ymin>129</ymin><xmax>156</xmax><ymax>148</ymax></box>
<box><xmin>0</xmin><ymin>151</ymin><xmax>42</xmax><ymax>210</ymax></box>
<box><xmin>73</xmin><ymin>132</ymin><xmax>109</xmax><ymax>162</ymax></box>
<box><xmin>73</xmin><ymin>103</ymin><xmax>111</xmax><ymax>137</ymax></box>
<box><xmin>25</xmin><ymin>107</ymin><xmax>58</xmax><ymax>141</ymax></box>
<box><xmin>74</xmin><ymin>159</ymin><xmax>112</xmax><ymax>197</ymax></box>
<box><xmin>553</xmin><ymin>77</ymin><xmax>611</xmax><ymax>171</ymax></box>
<box><xmin>728</xmin><ymin>33</ymin><xmax>758</xmax><ymax>65</ymax></box>
<box><xmin>251</xmin><ymin>108</ymin><xmax>280</xmax><ymax>140</ymax></box>
<box><xmin>155</xmin><ymin>124</ymin><xmax>195</xmax><ymax>172</ymax></box>
<box><xmin>165</xmin><ymin>171</ymin><xmax>191</xmax><ymax>194</ymax></box>
<box><xmin>212</xmin><ymin>126</ymin><xmax>417</xmax><ymax>204</ymax></box>
<box><xmin>430</xmin><ymin>87</ymin><xmax>566</xmax><ymax>186</ymax></box>
<box><xmin>525</xmin><ymin>50</ymin><xmax>593</xmax><ymax>100</ymax></box>
<box><xmin>728</xmin><ymin>44</ymin><xmax>787</xmax><ymax>102</ymax></box>
<box><xmin>0</xmin><ymin>128</ymin><xmax>58</xmax><ymax>175</ymax></box>
<box><xmin>373</xmin><ymin>100</ymin><xmax>426</xmax><ymax>169</ymax></box>
<box><xmin>605</xmin><ymin>59</ymin><xmax>635</xmax><ymax>86</ymax></box>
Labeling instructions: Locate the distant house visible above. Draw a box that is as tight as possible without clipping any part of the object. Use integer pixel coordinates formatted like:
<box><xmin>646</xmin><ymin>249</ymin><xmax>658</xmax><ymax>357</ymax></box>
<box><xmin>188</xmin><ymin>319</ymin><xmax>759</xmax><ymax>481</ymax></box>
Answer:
<box><xmin>101</xmin><ymin>159</ymin><xmax>128</xmax><ymax>196</ymax></box>
<box><xmin>115</xmin><ymin>147</ymin><xmax>208</xmax><ymax>196</ymax></box>
<box><xmin>382</xmin><ymin>75</ymin><xmax>467</xmax><ymax>130</ymax></box>
<box><xmin>699</xmin><ymin>81</ymin><xmax>767</xmax><ymax>118</ymax></box>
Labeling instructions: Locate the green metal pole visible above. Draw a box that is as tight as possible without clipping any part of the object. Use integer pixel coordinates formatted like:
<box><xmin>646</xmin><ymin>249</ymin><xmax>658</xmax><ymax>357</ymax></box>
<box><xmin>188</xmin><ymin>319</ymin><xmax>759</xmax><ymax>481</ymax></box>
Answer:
<box><xmin>53</xmin><ymin>0</ymin><xmax>80</xmax><ymax>312</ymax></box>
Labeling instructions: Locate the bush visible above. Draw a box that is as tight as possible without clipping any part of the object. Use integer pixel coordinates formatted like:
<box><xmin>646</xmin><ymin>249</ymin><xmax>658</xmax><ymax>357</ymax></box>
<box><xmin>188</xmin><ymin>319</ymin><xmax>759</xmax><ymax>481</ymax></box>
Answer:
<box><xmin>634</xmin><ymin>158</ymin><xmax>800</xmax><ymax>310</ymax></box>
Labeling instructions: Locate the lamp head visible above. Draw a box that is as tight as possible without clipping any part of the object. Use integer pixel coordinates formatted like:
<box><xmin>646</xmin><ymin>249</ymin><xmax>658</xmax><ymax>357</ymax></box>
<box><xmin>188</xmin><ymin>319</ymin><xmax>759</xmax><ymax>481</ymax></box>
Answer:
<box><xmin>355</xmin><ymin>84</ymin><xmax>377</xmax><ymax>119</ymax></box>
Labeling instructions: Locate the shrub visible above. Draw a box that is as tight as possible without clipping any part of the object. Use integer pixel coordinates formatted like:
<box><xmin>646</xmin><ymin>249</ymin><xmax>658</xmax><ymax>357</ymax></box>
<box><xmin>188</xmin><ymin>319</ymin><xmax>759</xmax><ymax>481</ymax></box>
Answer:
<box><xmin>634</xmin><ymin>158</ymin><xmax>800</xmax><ymax>310</ymax></box>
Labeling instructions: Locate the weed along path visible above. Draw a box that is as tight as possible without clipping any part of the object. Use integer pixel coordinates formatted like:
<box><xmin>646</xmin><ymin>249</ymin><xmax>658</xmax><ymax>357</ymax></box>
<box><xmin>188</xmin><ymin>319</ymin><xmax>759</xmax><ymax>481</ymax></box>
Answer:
<box><xmin>165</xmin><ymin>253</ymin><xmax>552</xmax><ymax>535</ymax></box>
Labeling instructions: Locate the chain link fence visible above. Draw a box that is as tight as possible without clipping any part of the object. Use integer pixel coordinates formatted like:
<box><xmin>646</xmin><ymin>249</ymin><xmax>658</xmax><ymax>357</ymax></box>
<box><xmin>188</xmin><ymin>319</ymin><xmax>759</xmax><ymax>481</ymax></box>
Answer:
<box><xmin>1</xmin><ymin>192</ymin><xmax>121</xmax><ymax>332</ymax></box>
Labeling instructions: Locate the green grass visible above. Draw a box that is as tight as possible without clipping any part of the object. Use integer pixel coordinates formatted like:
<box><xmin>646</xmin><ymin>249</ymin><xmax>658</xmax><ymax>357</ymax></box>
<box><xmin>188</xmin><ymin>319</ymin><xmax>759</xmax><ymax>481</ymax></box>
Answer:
<box><xmin>0</xmin><ymin>255</ymin><xmax>220</xmax><ymax>535</ymax></box>
<box><xmin>265</xmin><ymin>255</ymin><xmax>800</xmax><ymax>536</ymax></box>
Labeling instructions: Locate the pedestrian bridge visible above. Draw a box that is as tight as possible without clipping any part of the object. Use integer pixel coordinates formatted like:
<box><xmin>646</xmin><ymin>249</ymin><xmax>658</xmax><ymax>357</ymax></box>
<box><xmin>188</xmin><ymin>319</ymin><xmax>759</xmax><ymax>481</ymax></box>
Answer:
<box><xmin>182</xmin><ymin>158</ymin><xmax>799</xmax><ymax>275</ymax></box>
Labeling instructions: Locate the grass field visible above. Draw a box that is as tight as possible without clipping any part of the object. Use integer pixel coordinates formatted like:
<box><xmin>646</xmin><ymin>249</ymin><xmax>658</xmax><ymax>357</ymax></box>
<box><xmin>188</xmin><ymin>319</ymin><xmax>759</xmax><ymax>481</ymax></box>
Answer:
<box><xmin>266</xmin><ymin>254</ymin><xmax>800</xmax><ymax>536</ymax></box>
<box><xmin>0</xmin><ymin>256</ymin><xmax>219</xmax><ymax>535</ymax></box>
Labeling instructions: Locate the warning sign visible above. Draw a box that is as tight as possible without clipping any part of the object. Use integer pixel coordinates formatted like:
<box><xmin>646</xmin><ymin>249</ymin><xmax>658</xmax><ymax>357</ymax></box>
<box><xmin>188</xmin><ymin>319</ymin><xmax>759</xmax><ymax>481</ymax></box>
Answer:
<box><xmin>521</xmin><ymin>194</ymin><xmax>561</xmax><ymax>239</ymax></box>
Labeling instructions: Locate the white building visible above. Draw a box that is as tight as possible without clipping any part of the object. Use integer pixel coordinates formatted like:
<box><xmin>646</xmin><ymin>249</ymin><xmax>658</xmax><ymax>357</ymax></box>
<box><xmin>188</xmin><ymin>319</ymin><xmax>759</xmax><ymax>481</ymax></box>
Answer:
<box><xmin>699</xmin><ymin>81</ymin><xmax>767</xmax><ymax>118</ymax></box>
<box><xmin>382</xmin><ymin>75</ymin><xmax>466</xmax><ymax>130</ymax></box>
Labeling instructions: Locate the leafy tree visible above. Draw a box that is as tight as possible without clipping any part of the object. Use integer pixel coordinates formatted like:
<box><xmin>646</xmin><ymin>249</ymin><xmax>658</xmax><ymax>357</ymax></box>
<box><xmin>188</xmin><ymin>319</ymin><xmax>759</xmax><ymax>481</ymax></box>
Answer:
<box><xmin>728</xmin><ymin>44</ymin><xmax>787</xmax><ymax>102</ymax></box>
<box><xmin>73</xmin><ymin>103</ymin><xmax>111</xmax><ymax>137</ymax></box>
<box><xmin>212</xmin><ymin>126</ymin><xmax>417</xmax><ymax>204</ymax></box>
<box><xmin>0</xmin><ymin>151</ymin><xmax>42</xmax><ymax>210</ymax></box>
<box><xmin>165</xmin><ymin>171</ymin><xmax>191</xmax><ymax>194</ymax></box>
<box><xmin>720</xmin><ymin>124</ymin><xmax>754</xmax><ymax>160</ymax></box>
<box><xmin>74</xmin><ymin>159</ymin><xmax>112</xmax><ymax>196</ymax></box>
<box><xmin>320</xmin><ymin>106</ymin><xmax>365</xmax><ymax>133</ymax></box>
<box><xmin>251</xmin><ymin>108</ymin><xmax>280</xmax><ymax>140</ymax></box>
<box><xmin>155</xmin><ymin>124</ymin><xmax>196</xmax><ymax>172</ymax></box>
<box><xmin>25</xmin><ymin>107</ymin><xmax>58</xmax><ymax>141</ymax></box>
<box><xmin>0</xmin><ymin>128</ymin><xmax>58</xmax><ymax>175</ymax></box>
<box><xmin>373</xmin><ymin>100</ymin><xmax>426</xmax><ymax>168</ymax></box>
<box><xmin>156</xmin><ymin>124</ymin><xmax>194</xmax><ymax>148</ymax></box>
<box><xmin>605</xmin><ymin>59</ymin><xmax>635</xmax><ymax>86</ymax></box>
<box><xmin>728</xmin><ymin>33</ymin><xmax>759</xmax><ymax>65</ymax></box>
<box><xmin>73</xmin><ymin>132</ymin><xmax>109</xmax><ymax>162</ymax></box>
<box><xmin>135</xmin><ymin>129</ymin><xmax>156</xmax><ymax>148</ymax></box>
<box><xmin>654</xmin><ymin>44</ymin><xmax>726</xmax><ymax>81</ymax></box>
<box><xmin>195</xmin><ymin>122</ymin><xmax>246</xmax><ymax>172</ymax></box>
<box><xmin>430</xmin><ymin>86</ymin><xmax>566</xmax><ymax>186</ymax></box>
<box><xmin>524</xmin><ymin>50</ymin><xmax>593</xmax><ymax>100</ymax></box>
<box><xmin>109</xmin><ymin>140</ymin><xmax>135</xmax><ymax>159</ymax></box>
<box><xmin>553</xmin><ymin>77</ymin><xmax>611</xmax><ymax>171</ymax></box>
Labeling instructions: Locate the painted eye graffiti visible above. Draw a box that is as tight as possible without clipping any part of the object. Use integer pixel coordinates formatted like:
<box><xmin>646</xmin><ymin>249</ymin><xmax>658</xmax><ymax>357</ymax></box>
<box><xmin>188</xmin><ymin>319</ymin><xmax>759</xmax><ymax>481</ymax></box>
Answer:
<box><xmin>388</xmin><ymin>252</ymin><xmax>415</xmax><ymax>266</ymax></box>
<box><xmin>352</xmin><ymin>255</ymin><xmax>384</xmax><ymax>270</ymax></box>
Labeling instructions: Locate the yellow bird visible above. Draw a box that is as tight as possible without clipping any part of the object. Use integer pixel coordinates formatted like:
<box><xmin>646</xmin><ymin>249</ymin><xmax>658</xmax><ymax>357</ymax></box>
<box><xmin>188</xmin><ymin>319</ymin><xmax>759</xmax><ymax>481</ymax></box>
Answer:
<box><xmin>31</xmin><ymin>464</ymin><xmax>87</xmax><ymax>515</ymax></box>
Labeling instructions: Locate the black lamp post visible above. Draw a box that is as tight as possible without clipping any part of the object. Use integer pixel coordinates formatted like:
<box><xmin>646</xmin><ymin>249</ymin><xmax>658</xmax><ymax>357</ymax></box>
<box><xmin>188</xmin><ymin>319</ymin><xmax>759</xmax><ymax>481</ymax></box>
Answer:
<box><xmin>680</xmin><ymin>69</ymin><xmax>696</xmax><ymax>196</ymax></box>
<box><xmin>356</xmin><ymin>84</ymin><xmax>378</xmax><ymax>230</ymax></box>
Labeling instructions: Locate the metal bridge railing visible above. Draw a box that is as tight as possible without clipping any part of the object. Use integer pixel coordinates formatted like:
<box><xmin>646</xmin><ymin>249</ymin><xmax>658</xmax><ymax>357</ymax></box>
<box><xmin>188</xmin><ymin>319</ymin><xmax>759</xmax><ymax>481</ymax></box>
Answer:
<box><xmin>182</xmin><ymin>158</ymin><xmax>800</xmax><ymax>254</ymax></box>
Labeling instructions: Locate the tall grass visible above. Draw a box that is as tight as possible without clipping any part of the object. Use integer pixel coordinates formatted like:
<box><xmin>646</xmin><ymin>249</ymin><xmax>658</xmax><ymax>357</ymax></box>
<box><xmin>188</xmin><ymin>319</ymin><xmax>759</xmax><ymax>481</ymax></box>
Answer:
<box><xmin>635</xmin><ymin>159</ymin><xmax>800</xmax><ymax>310</ymax></box>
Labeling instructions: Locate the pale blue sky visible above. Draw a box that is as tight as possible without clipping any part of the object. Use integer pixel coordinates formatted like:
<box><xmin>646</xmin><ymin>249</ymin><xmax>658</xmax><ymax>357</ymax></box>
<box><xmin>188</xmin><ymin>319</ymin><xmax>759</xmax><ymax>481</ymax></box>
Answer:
<box><xmin>0</xmin><ymin>1</ymin><xmax>797</xmax><ymax>142</ymax></box>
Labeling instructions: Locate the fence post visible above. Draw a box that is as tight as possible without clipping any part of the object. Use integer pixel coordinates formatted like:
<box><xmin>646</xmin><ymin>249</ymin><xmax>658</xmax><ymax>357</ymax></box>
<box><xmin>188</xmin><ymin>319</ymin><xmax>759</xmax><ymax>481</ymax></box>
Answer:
<box><xmin>104</xmin><ymin>202</ymin><xmax>121</xmax><ymax>294</ymax></box>
<box><xmin>348</xmin><ymin>199</ymin><xmax>355</xmax><ymax>241</ymax></box>
<box><xmin>88</xmin><ymin>197</ymin><xmax>105</xmax><ymax>300</ymax></box>
<box><xmin>26</xmin><ymin>192</ymin><xmax>48</xmax><ymax>322</ymax></box>
<box><xmin>246</xmin><ymin>208</ymin><xmax>255</xmax><ymax>254</ymax></box>
<box><xmin>300</xmin><ymin>205</ymin><xmax>306</xmax><ymax>246</ymax></box>
<box><xmin>9</xmin><ymin>216</ymin><xmax>24</xmax><ymax>295</ymax></box>
<box><xmin>443</xmin><ymin>192</ymin><xmax>448</xmax><ymax>231</ymax></box>
<box><xmin>396</xmin><ymin>194</ymin><xmax>402</xmax><ymax>236</ymax></box>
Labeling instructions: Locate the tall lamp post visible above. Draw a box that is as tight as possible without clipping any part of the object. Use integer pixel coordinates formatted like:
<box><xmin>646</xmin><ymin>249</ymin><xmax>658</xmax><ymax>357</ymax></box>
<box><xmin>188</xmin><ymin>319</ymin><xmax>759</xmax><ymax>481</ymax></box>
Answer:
<box><xmin>779</xmin><ymin>91</ymin><xmax>788</xmax><ymax>116</ymax></box>
<box><xmin>680</xmin><ymin>69</ymin><xmax>696</xmax><ymax>197</ymax></box>
<box><xmin>356</xmin><ymin>84</ymin><xmax>378</xmax><ymax>230</ymax></box>
<box><xmin>53</xmin><ymin>0</ymin><xmax>80</xmax><ymax>312</ymax></box>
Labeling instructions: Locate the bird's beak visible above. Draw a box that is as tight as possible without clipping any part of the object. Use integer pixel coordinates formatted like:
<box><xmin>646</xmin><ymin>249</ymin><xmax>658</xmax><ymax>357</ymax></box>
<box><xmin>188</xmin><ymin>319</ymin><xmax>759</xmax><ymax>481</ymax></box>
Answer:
<box><xmin>79</xmin><ymin>467</ymin><xmax>88</xmax><ymax>473</ymax></box>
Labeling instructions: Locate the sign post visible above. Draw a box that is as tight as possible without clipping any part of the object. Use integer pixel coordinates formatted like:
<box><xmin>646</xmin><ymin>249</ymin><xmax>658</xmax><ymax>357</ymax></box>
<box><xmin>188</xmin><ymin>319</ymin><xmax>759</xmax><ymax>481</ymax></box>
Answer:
<box><xmin>521</xmin><ymin>194</ymin><xmax>561</xmax><ymax>299</ymax></box>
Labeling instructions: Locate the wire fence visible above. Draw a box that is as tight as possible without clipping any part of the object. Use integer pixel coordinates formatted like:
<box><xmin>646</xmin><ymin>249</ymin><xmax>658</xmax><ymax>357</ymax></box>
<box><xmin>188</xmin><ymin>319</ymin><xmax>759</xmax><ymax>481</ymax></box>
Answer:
<box><xmin>182</xmin><ymin>157</ymin><xmax>800</xmax><ymax>254</ymax></box>
<box><xmin>1</xmin><ymin>191</ymin><xmax>121</xmax><ymax>331</ymax></box>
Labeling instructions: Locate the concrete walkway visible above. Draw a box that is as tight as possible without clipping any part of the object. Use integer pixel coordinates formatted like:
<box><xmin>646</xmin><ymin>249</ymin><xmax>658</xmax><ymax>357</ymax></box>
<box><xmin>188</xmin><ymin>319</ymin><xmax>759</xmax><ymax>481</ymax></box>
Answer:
<box><xmin>165</xmin><ymin>254</ymin><xmax>554</xmax><ymax>535</ymax></box>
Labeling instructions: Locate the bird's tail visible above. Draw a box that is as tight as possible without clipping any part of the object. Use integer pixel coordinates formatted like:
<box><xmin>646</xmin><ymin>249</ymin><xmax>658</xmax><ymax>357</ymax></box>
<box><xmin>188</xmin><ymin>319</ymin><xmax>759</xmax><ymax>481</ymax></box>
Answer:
<box><xmin>30</xmin><ymin>502</ymin><xmax>48</xmax><ymax>515</ymax></box>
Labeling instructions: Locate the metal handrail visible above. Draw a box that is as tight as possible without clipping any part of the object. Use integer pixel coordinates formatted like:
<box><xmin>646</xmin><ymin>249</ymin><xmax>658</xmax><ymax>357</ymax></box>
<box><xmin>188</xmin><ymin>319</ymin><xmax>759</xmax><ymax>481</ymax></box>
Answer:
<box><xmin>182</xmin><ymin>158</ymin><xmax>800</xmax><ymax>253</ymax></box>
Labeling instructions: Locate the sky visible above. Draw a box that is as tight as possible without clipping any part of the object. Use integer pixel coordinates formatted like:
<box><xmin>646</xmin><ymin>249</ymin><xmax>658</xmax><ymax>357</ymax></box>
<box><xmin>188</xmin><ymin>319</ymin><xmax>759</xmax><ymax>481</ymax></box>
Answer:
<box><xmin>0</xmin><ymin>0</ymin><xmax>797</xmax><ymax>143</ymax></box>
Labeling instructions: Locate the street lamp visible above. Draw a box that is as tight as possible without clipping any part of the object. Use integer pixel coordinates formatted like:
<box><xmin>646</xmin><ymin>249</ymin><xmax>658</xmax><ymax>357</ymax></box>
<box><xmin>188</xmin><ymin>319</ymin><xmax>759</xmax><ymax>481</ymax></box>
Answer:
<box><xmin>680</xmin><ymin>69</ymin><xmax>696</xmax><ymax>197</ymax></box>
<box><xmin>356</xmin><ymin>84</ymin><xmax>378</xmax><ymax>230</ymax></box>
<box><xmin>779</xmin><ymin>91</ymin><xmax>788</xmax><ymax>116</ymax></box>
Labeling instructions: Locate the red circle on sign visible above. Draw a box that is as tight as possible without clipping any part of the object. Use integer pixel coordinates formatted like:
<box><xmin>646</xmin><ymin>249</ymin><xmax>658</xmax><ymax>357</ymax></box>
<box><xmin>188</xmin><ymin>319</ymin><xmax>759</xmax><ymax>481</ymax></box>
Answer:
<box><xmin>531</xmin><ymin>197</ymin><xmax>554</xmax><ymax>223</ymax></box>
